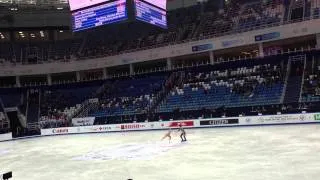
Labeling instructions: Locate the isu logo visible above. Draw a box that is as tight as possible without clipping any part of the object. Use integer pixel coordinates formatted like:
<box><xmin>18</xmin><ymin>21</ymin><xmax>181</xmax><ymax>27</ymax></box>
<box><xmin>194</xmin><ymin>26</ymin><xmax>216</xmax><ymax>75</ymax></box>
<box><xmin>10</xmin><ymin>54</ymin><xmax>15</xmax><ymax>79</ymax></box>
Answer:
<box><xmin>121</xmin><ymin>124</ymin><xmax>145</xmax><ymax>130</ymax></box>
<box><xmin>52</xmin><ymin>128</ymin><xmax>68</xmax><ymax>134</ymax></box>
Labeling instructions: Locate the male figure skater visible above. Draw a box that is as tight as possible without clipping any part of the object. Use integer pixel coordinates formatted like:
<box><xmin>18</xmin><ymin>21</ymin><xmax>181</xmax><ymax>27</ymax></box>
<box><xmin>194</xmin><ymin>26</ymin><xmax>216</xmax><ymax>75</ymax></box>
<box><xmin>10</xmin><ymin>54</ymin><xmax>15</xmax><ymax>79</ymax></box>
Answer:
<box><xmin>178</xmin><ymin>124</ymin><xmax>187</xmax><ymax>142</ymax></box>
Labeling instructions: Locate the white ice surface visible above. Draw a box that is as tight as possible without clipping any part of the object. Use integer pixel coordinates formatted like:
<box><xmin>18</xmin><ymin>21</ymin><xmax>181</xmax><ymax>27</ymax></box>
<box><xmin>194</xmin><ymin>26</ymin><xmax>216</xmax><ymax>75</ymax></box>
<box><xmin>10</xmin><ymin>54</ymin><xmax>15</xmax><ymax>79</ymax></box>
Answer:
<box><xmin>1</xmin><ymin>125</ymin><xmax>320</xmax><ymax>180</ymax></box>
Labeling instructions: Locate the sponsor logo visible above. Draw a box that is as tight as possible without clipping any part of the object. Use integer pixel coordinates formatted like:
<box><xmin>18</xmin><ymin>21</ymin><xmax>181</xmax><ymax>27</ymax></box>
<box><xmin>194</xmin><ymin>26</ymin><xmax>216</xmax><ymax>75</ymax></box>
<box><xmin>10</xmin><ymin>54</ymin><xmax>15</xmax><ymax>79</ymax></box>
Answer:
<box><xmin>221</xmin><ymin>38</ymin><xmax>245</xmax><ymax>48</ymax></box>
<box><xmin>200</xmin><ymin>119</ymin><xmax>239</xmax><ymax>126</ymax></box>
<box><xmin>52</xmin><ymin>128</ymin><xmax>69</xmax><ymax>134</ymax></box>
<box><xmin>314</xmin><ymin>114</ymin><xmax>320</xmax><ymax>121</ymax></box>
<box><xmin>121</xmin><ymin>124</ymin><xmax>146</xmax><ymax>130</ymax></box>
<box><xmin>92</xmin><ymin>126</ymin><xmax>112</xmax><ymax>132</ymax></box>
<box><xmin>255</xmin><ymin>32</ymin><xmax>280</xmax><ymax>42</ymax></box>
<box><xmin>168</xmin><ymin>121</ymin><xmax>194</xmax><ymax>127</ymax></box>
<box><xmin>258</xmin><ymin>115</ymin><xmax>307</xmax><ymax>123</ymax></box>
<box><xmin>299</xmin><ymin>115</ymin><xmax>306</xmax><ymax>121</ymax></box>
<box><xmin>192</xmin><ymin>44</ymin><xmax>213</xmax><ymax>52</ymax></box>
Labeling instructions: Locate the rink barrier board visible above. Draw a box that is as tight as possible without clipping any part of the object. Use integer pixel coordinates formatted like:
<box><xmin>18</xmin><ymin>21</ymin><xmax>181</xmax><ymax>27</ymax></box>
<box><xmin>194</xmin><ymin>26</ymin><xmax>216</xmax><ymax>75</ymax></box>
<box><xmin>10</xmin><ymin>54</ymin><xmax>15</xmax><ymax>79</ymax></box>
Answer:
<box><xmin>39</xmin><ymin>113</ymin><xmax>320</xmax><ymax>136</ymax></box>
<box><xmin>0</xmin><ymin>132</ymin><xmax>12</xmax><ymax>141</ymax></box>
<box><xmin>0</xmin><ymin>113</ymin><xmax>320</xmax><ymax>142</ymax></box>
<box><xmin>2</xmin><ymin>121</ymin><xmax>320</xmax><ymax>143</ymax></box>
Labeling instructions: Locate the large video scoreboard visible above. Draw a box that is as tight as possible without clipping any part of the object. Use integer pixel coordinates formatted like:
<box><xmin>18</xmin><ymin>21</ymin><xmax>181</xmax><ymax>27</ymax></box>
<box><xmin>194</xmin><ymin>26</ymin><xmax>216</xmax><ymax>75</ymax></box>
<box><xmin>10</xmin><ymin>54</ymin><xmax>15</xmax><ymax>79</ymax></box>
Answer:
<box><xmin>70</xmin><ymin>0</ymin><xmax>128</xmax><ymax>32</ymax></box>
<box><xmin>135</xmin><ymin>0</ymin><xmax>167</xmax><ymax>29</ymax></box>
<box><xmin>68</xmin><ymin>0</ymin><xmax>167</xmax><ymax>32</ymax></box>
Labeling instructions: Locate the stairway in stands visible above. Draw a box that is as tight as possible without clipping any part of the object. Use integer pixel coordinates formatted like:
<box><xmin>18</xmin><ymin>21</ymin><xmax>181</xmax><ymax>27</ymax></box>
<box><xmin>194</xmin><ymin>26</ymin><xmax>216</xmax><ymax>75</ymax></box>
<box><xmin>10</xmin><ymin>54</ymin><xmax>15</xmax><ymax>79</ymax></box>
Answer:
<box><xmin>283</xmin><ymin>54</ymin><xmax>306</xmax><ymax>104</ymax></box>
<box><xmin>26</xmin><ymin>89</ymin><xmax>40</xmax><ymax>123</ymax></box>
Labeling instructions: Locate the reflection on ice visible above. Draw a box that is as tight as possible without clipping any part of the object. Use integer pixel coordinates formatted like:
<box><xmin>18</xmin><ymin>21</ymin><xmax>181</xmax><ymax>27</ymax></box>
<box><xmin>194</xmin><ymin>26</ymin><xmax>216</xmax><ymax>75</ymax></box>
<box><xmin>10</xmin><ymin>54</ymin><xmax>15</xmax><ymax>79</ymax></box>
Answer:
<box><xmin>73</xmin><ymin>141</ymin><xmax>188</xmax><ymax>160</ymax></box>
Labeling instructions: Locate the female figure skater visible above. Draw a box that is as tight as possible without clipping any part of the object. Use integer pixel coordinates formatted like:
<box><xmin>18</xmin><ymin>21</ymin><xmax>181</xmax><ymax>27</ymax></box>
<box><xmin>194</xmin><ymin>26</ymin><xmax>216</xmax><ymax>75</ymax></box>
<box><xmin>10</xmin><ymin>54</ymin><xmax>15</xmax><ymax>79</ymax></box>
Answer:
<box><xmin>161</xmin><ymin>128</ymin><xmax>172</xmax><ymax>143</ymax></box>
<box><xmin>178</xmin><ymin>124</ymin><xmax>187</xmax><ymax>142</ymax></box>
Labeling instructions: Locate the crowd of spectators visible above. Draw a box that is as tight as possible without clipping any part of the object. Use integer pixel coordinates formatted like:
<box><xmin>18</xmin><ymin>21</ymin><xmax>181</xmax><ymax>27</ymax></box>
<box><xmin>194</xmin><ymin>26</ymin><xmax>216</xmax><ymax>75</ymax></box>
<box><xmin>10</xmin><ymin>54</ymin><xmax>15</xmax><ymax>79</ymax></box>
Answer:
<box><xmin>159</xmin><ymin>63</ymin><xmax>285</xmax><ymax>113</ymax></box>
<box><xmin>38</xmin><ymin>83</ymin><xmax>100</xmax><ymax>128</ymax></box>
<box><xmin>92</xmin><ymin>75</ymin><xmax>167</xmax><ymax>117</ymax></box>
<box><xmin>302</xmin><ymin>65</ymin><xmax>320</xmax><ymax>101</ymax></box>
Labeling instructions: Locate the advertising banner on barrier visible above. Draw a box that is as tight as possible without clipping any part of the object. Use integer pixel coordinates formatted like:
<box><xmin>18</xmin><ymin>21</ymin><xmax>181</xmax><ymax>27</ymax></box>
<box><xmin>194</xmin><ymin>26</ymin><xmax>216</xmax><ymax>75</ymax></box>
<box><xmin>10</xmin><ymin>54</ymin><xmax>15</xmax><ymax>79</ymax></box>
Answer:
<box><xmin>41</xmin><ymin>124</ymin><xmax>120</xmax><ymax>135</ymax></box>
<box><xmin>167</xmin><ymin>120</ymin><xmax>194</xmax><ymax>127</ymax></box>
<box><xmin>72</xmin><ymin>117</ymin><xmax>95</xmax><ymax>126</ymax></box>
<box><xmin>39</xmin><ymin>113</ymin><xmax>320</xmax><ymax>137</ymax></box>
<box><xmin>314</xmin><ymin>113</ymin><xmax>320</xmax><ymax>121</ymax></box>
<box><xmin>0</xmin><ymin>132</ymin><xmax>12</xmax><ymax>141</ymax></box>
<box><xmin>240</xmin><ymin>113</ymin><xmax>315</xmax><ymax>125</ymax></box>
<box><xmin>120</xmin><ymin>123</ymin><xmax>147</xmax><ymax>130</ymax></box>
<box><xmin>41</xmin><ymin>127</ymin><xmax>74</xmax><ymax>136</ymax></box>
<box><xmin>200</xmin><ymin>118</ymin><xmax>239</xmax><ymax>126</ymax></box>
<box><xmin>85</xmin><ymin>125</ymin><xmax>114</xmax><ymax>133</ymax></box>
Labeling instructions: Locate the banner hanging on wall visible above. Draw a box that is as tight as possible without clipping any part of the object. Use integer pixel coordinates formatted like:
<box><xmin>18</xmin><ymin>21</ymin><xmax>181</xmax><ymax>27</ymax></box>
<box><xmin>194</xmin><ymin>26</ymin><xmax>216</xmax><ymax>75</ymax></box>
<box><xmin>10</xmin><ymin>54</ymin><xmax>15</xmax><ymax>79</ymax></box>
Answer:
<box><xmin>72</xmin><ymin>117</ymin><xmax>95</xmax><ymax>126</ymax></box>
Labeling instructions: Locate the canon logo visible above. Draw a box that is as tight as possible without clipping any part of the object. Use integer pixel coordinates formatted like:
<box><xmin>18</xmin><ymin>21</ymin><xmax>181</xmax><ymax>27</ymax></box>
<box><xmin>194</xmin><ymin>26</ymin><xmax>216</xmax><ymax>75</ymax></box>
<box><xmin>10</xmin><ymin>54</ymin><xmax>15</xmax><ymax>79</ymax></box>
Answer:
<box><xmin>52</xmin><ymin>128</ymin><xmax>68</xmax><ymax>134</ymax></box>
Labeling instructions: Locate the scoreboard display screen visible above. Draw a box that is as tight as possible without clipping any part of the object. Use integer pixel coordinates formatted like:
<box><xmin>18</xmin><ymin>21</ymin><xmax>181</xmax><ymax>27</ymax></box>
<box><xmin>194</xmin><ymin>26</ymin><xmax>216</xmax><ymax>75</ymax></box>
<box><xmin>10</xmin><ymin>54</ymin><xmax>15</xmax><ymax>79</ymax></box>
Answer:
<box><xmin>71</xmin><ymin>0</ymin><xmax>127</xmax><ymax>32</ymax></box>
<box><xmin>135</xmin><ymin>0</ymin><xmax>167</xmax><ymax>29</ymax></box>
<box><xmin>142</xmin><ymin>0</ymin><xmax>166</xmax><ymax>9</ymax></box>
<box><xmin>69</xmin><ymin>0</ymin><xmax>111</xmax><ymax>11</ymax></box>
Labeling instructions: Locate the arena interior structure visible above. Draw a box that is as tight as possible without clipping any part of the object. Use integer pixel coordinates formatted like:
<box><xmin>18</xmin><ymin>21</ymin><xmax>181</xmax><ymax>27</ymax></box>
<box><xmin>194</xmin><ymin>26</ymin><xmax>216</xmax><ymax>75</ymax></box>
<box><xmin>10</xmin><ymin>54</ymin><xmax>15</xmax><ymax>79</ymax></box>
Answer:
<box><xmin>0</xmin><ymin>0</ymin><xmax>319</xmax><ymax>139</ymax></box>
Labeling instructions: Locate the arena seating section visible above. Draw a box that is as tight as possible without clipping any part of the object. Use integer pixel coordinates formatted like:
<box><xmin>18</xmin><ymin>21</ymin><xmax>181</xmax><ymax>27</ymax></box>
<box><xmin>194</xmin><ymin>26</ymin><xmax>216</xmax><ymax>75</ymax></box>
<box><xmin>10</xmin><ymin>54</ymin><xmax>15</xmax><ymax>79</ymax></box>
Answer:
<box><xmin>0</xmin><ymin>51</ymin><xmax>320</xmax><ymax>130</ymax></box>
<box><xmin>158</xmin><ymin>63</ymin><xmax>284</xmax><ymax>113</ymax></box>
<box><xmin>0</xmin><ymin>52</ymin><xmax>309</xmax><ymax>127</ymax></box>
<box><xmin>92</xmin><ymin>74</ymin><xmax>167</xmax><ymax>118</ymax></box>
<box><xmin>301</xmin><ymin>55</ymin><xmax>320</xmax><ymax>103</ymax></box>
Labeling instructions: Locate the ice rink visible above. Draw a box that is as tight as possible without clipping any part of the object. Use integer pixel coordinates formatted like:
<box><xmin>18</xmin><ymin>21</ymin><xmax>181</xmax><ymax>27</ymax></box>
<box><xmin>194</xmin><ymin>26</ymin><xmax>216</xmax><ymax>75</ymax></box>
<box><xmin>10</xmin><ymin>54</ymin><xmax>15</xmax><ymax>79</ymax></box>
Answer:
<box><xmin>1</xmin><ymin>124</ymin><xmax>320</xmax><ymax>180</ymax></box>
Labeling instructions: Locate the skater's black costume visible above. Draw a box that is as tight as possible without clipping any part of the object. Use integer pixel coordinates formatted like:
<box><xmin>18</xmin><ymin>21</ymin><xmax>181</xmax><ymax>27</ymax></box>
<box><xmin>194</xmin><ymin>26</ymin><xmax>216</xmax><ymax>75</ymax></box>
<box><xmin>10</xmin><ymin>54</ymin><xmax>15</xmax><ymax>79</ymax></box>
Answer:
<box><xmin>178</xmin><ymin>125</ymin><xmax>187</xmax><ymax>142</ymax></box>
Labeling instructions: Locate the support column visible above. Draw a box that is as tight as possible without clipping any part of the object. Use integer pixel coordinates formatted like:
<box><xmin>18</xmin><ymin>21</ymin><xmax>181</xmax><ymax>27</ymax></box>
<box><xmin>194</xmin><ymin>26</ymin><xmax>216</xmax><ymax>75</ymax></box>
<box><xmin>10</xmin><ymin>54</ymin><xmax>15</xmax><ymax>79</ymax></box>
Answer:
<box><xmin>130</xmin><ymin>64</ymin><xmax>134</xmax><ymax>76</ymax></box>
<box><xmin>76</xmin><ymin>71</ymin><xmax>81</xmax><ymax>82</ymax></box>
<box><xmin>258</xmin><ymin>43</ymin><xmax>264</xmax><ymax>58</ymax></box>
<box><xmin>209</xmin><ymin>51</ymin><xmax>214</xmax><ymax>64</ymax></box>
<box><xmin>167</xmin><ymin>58</ymin><xmax>172</xmax><ymax>71</ymax></box>
<box><xmin>47</xmin><ymin>74</ymin><xmax>52</xmax><ymax>86</ymax></box>
<box><xmin>317</xmin><ymin>33</ymin><xmax>320</xmax><ymax>49</ymax></box>
<box><xmin>103</xmin><ymin>68</ymin><xmax>107</xmax><ymax>79</ymax></box>
<box><xmin>15</xmin><ymin>76</ymin><xmax>21</xmax><ymax>87</ymax></box>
